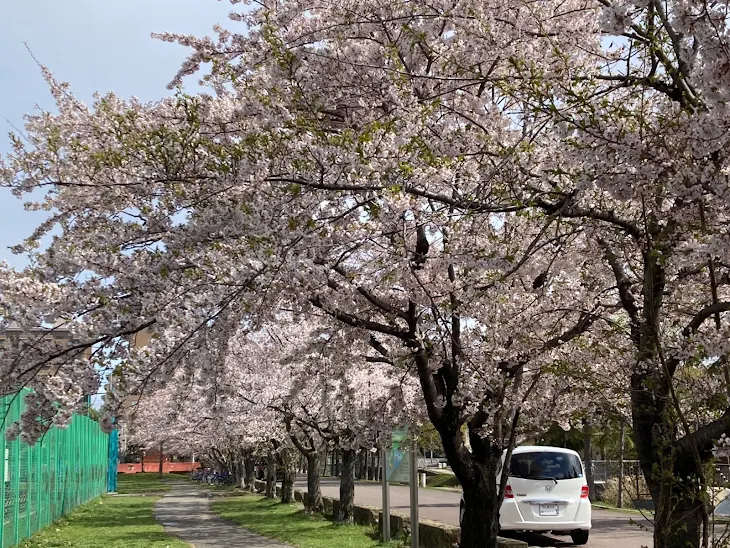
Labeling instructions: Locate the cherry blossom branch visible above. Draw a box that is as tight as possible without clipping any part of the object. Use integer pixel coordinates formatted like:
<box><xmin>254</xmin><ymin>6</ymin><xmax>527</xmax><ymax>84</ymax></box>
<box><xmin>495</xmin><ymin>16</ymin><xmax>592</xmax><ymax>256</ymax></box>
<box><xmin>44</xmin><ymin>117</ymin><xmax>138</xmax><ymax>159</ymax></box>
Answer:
<box><xmin>597</xmin><ymin>238</ymin><xmax>639</xmax><ymax>324</ymax></box>
<box><xmin>309</xmin><ymin>295</ymin><xmax>410</xmax><ymax>339</ymax></box>
<box><xmin>682</xmin><ymin>302</ymin><xmax>730</xmax><ymax>337</ymax></box>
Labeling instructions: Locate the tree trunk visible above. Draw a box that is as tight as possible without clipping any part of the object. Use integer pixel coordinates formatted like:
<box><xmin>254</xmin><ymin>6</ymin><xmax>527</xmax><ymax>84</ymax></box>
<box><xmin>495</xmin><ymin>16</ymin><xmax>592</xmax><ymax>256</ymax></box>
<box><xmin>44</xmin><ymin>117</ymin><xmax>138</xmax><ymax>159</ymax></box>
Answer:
<box><xmin>281</xmin><ymin>467</ymin><xmax>295</xmax><ymax>503</ymax></box>
<box><xmin>280</xmin><ymin>448</ymin><xmax>297</xmax><ymax>504</ymax></box>
<box><xmin>629</xmin><ymin>250</ymin><xmax>709</xmax><ymax>548</ymax></box>
<box><xmin>235</xmin><ymin>458</ymin><xmax>245</xmax><ymax>489</ymax></box>
<box><xmin>265</xmin><ymin>452</ymin><xmax>277</xmax><ymax>499</ymax></box>
<box><xmin>337</xmin><ymin>448</ymin><xmax>356</xmax><ymax>523</ymax></box>
<box><xmin>321</xmin><ymin>447</ymin><xmax>328</xmax><ymax>476</ymax></box>
<box><xmin>158</xmin><ymin>442</ymin><xmax>164</xmax><ymax>478</ymax></box>
<box><xmin>458</xmin><ymin>456</ymin><xmax>501</xmax><ymax>548</ymax></box>
<box><xmin>244</xmin><ymin>451</ymin><xmax>256</xmax><ymax>492</ymax></box>
<box><xmin>305</xmin><ymin>452</ymin><xmax>324</xmax><ymax>513</ymax></box>
<box><xmin>653</xmin><ymin>481</ymin><xmax>705</xmax><ymax>548</ymax></box>
<box><xmin>354</xmin><ymin>449</ymin><xmax>362</xmax><ymax>479</ymax></box>
<box><xmin>583</xmin><ymin>419</ymin><xmax>595</xmax><ymax>502</ymax></box>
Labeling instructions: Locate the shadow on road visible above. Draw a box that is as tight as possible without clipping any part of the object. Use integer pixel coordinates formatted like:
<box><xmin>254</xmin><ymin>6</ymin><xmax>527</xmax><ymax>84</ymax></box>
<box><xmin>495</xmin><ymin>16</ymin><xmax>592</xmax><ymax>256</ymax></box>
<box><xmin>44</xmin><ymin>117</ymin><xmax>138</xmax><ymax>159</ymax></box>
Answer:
<box><xmin>505</xmin><ymin>531</ymin><xmax>575</xmax><ymax>546</ymax></box>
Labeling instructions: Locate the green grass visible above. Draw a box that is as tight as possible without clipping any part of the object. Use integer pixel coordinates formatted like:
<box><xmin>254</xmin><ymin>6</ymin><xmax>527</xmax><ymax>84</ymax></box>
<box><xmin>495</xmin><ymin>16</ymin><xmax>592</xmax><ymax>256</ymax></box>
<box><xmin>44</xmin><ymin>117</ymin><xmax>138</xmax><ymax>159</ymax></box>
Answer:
<box><xmin>212</xmin><ymin>494</ymin><xmax>402</xmax><ymax>548</ymax></box>
<box><xmin>425</xmin><ymin>473</ymin><xmax>460</xmax><ymax>489</ymax></box>
<box><xmin>591</xmin><ymin>502</ymin><xmax>649</xmax><ymax>515</ymax></box>
<box><xmin>19</xmin><ymin>495</ymin><xmax>190</xmax><ymax>548</ymax></box>
<box><xmin>117</xmin><ymin>473</ymin><xmax>179</xmax><ymax>494</ymax></box>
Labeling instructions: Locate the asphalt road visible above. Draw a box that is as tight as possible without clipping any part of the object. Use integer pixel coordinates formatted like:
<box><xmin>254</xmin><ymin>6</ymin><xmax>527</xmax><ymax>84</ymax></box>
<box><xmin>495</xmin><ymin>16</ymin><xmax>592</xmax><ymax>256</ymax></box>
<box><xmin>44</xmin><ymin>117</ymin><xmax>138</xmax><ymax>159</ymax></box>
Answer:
<box><xmin>296</xmin><ymin>476</ymin><xmax>653</xmax><ymax>548</ymax></box>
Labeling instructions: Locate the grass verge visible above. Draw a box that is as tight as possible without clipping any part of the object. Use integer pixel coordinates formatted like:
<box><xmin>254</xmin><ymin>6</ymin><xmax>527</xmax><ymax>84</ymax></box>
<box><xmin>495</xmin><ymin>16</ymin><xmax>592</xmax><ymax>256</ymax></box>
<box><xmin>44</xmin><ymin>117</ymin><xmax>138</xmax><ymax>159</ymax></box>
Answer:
<box><xmin>117</xmin><ymin>473</ymin><xmax>180</xmax><ymax>494</ymax></box>
<box><xmin>19</xmin><ymin>495</ymin><xmax>190</xmax><ymax>548</ymax></box>
<box><xmin>425</xmin><ymin>473</ymin><xmax>460</xmax><ymax>489</ymax></box>
<box><xmin>591</xmin><ymin>502</ymin><xmax>650</xmax><ymax>515</ymax></box>
<box><xmin>212</xmin><ymin>493</ymin><xmax>402</xmax><ymax>548</ymax></box>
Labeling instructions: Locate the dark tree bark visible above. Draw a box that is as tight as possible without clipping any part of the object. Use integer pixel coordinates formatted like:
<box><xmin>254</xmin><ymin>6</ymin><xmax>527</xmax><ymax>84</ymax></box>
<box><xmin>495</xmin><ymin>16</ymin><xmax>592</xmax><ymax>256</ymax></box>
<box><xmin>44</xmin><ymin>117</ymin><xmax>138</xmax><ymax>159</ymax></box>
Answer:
<box><xmin>338</xmin><ymin>448</ymin><xmax>356</xmax><ymax>523</ymax></box>
<box><xmin>265</xmin><ymin>450</ymin><xmax>277</xmax><ymax>498</ymax></box>
<box><xmin>357</xmin><ymin>448</ymin><xmax>368</xmax><ymax>480</ymax></box>
<box><xmin>281</xmin><ymin>470</ymin><xmax>295</xmax><ymax>503</ymax></box>
<box><xmin>459</xmin><ymin>457</ymin><xmax>501</xmax><ymax>548</ymax></box>
<box><xmin>157</xmin><ymin>442</ymin><xmax>164</xmax><ymax>478</ymax></box>
<box><xmin>321</xmin><ymin>447</ymin><xmax>328</xmax><ymax>476</ymax></box>
<box><xmin>653</xmin><ymin>475</ymin><xmax>705</xmax><ymax>548</ymax></box>
<box><xmin>234</xmin><ymin>456</ymin><xmax>244</xmax><ymax>489</ymax></box>
<box><xmin>272</xmin><ymin>441</ymin><xmax>296</xmax><ymax>504</ymax></box>
<box><xmin>354</xmin><ymin>449</ymin><xmax>362</xmax><ymax>479</ymax></box>
<box><xmin>306</xmin><ymin>452</ymin><xmax>324</xmax><ymax>512</ymax></box>
<box><xmin>286</xmin><ymin>418</ymin><xmax>324</xmax><ymax>513</ymax></box>
<box><xmin>280</xmin><ymin>448</ymin><xmax>296</xmax><ymax>504</ymax></box>
<box><xmin>604</xmin><ymin>242</ymin><xmax>715</xmax><ymax>548</ymax></box>
<box><xmin>244</xmin><ymin>450</ymin><xmax>256</xmax><ymax>492</ymax></box>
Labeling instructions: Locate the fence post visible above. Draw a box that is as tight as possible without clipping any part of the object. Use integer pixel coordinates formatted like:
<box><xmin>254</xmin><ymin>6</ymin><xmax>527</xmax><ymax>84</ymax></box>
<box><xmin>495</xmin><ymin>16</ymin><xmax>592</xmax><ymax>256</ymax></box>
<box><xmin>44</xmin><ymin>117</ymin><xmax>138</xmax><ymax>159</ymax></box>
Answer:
<box><xmin>35</xmin><ymin>433</ymin><xmax>42</xmax><ymax>533</ymax></box>
<box><xmin>108</xmin><ymin>427</ymin><xmax>119</xmax><ymax>493</ymax></box>
<box><xmin>0</xmin><ymin>395</ymin><xmax>6</xmax><ymax>546</ymax></box>
<box><xmin>26</xmin><ymin>432</ymin><xmax>31</xmax><ymax>540</ymax></box>
<box><xmin>11</xmin><ymin>396</ymin><xmax>21</xmax><ymax>546</ymax></box>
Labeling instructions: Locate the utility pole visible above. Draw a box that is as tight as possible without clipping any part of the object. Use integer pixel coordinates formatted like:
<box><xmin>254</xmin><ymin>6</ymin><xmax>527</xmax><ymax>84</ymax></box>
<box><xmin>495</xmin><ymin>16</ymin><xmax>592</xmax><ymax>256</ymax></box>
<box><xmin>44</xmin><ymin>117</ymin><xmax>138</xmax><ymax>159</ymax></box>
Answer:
<box><xmin>409</xmin><ymin>436</ymin><xmax>419</xmax><ymax>548</ymax></box>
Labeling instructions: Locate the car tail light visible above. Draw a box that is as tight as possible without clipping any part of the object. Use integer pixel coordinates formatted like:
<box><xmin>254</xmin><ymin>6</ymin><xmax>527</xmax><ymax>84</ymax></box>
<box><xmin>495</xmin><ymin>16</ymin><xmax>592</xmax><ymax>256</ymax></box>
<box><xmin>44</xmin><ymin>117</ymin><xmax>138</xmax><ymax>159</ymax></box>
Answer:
<box><xmin>504</xmin><ymin>484</ymin><xmax>514</xmax><ymax>499</ymax></box>
<box><xmin>581</xmin><ymin>485</ymin><xmax>589</xmax><ymax>498</ymax></box>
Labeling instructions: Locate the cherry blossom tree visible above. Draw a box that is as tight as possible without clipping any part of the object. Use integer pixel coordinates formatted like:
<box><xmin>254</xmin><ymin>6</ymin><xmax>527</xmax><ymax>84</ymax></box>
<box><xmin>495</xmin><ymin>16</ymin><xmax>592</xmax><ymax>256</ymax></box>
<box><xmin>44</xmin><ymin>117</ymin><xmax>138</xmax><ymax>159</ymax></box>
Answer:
<box><xmin>222</xmin><ymin>316</ymin><xmax>420</xmax><ymax>519</ymax></box>
<box><xmin>174</xmin><ymin>2</ymin><xmax>730</xmax><ymax>546</ymax></box>
<box><xmin>0</xmin><ymin>4</ymin><xmax>606</xmax><ymax>547</ymax></box>
<box><xmin>6</xmin><ymin>1</ymin><xmax>730</xmax><ymax>547</ymax></box>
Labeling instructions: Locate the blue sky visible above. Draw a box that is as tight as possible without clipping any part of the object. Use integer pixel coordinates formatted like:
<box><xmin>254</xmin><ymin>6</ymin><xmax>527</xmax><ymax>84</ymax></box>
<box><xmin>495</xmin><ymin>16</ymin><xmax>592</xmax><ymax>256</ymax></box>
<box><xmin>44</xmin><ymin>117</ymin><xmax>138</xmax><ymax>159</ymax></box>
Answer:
<box><xmin>0</xmin><ymin>0</ymin><xmax>235</xmax><ymax>269</ymax></box>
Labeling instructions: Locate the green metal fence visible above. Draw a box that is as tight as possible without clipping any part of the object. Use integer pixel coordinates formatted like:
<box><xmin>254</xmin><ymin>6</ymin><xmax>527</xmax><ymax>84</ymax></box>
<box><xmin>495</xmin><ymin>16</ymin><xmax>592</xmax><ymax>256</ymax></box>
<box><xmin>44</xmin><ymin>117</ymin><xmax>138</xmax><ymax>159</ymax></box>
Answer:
<box><xmin>1</xmin><ymin>390</ymin><xmax>110</xmax><ymax>547</ymax></box>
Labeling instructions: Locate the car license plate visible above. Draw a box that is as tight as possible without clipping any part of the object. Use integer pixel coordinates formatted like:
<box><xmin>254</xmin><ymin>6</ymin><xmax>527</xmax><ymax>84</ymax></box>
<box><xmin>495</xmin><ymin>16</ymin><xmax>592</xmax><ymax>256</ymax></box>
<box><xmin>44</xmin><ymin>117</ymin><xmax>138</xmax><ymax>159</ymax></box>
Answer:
<box><xmin>539</xmin><ymin>504</ymin><xmax>559</xmax><ymax>516</ymax></box>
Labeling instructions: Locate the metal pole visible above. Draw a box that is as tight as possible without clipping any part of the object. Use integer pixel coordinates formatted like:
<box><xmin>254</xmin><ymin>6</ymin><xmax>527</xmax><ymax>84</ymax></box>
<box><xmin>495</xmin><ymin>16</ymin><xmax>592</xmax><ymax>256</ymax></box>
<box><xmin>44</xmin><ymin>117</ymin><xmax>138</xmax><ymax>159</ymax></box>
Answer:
<box><xmin>410</xmin><ymin>437</ymin><xmax>419</xmax><ymax>548</ymax></box>
<box><xmin>381</xmin><ymin>439</ymin><xmax>391</xmax><ymax>542</ymax></box>
<box><xmin>617</xmin><ymin>421</ymin><xmax>625</xmax><ymax>509</ymax></box>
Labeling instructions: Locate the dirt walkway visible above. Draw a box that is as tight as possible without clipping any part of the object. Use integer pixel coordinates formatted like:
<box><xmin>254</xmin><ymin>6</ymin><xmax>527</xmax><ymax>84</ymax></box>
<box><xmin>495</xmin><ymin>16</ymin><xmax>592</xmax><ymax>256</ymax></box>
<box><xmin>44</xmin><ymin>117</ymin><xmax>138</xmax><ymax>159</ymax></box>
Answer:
<box><xmin>154</xmin><ymin>482</ymin><xmax>289</xmax><ymax>548</ymax></box>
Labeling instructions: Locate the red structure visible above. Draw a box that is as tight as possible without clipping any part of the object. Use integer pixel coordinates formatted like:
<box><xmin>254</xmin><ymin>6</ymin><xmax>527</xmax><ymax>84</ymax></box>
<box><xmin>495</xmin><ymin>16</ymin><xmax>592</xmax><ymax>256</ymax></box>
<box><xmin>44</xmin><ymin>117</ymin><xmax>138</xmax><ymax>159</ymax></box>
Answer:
<box><xmin>118</xmin><ymin>461</ymin><xmax>200</xmax><ymax>474</ymax></box>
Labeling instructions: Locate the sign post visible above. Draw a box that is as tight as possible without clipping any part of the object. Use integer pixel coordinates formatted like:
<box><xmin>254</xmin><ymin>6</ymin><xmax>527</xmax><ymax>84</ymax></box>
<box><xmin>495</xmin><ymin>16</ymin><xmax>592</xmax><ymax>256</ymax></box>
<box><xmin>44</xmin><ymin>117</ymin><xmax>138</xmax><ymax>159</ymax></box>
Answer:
<box><xmin>380</xmin><ymin>437</ymin><xmax>391</xmax><ymax>542</ymax></box>
<box><xmin>409</xmin><ymin>436</ymin><xmax>419</xmax><ymax>548</ymax></box>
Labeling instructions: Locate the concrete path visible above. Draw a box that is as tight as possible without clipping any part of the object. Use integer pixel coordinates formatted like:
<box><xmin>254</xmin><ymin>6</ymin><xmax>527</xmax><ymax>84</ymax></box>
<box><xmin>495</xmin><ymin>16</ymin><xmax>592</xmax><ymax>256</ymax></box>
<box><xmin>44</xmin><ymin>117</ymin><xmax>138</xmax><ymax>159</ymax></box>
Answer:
<box><xmin>154</xmin><ymin>482</ymin><xmax>289</xmax><ymax>548</ymax></box>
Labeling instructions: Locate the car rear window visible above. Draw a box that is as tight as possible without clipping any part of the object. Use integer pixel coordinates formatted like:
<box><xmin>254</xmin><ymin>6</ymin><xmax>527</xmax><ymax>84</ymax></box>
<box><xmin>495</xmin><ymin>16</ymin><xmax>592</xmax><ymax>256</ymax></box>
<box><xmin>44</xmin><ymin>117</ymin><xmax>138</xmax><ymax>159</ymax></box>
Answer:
<box><xmin>509</xmin><ymin>452</ymin><xmax>583</xmax><ymax>480</ymax></box>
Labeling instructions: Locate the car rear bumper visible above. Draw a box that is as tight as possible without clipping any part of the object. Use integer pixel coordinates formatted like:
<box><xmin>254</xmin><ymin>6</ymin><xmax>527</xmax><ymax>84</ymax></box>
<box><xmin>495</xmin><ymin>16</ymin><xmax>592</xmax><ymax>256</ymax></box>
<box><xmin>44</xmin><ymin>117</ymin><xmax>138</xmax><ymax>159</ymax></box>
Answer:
<box><xmin>500</xmin><ymin>520</ymin><xmax>592</xmax><ymax>532</ymax></box>
<box><xmin>499</xmin><ymin>499</ymin><xmax>592</xmax><ymax>531</ymax></box>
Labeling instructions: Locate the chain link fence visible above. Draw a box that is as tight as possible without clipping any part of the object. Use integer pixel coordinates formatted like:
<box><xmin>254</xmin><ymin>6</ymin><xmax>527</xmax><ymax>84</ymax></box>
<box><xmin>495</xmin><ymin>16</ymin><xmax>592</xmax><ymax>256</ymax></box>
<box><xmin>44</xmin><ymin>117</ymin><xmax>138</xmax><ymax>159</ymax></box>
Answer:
<box><xmin>1</xmin><ymin>390</ymin><xmax>110</xmax><ymax>547</ymax></box>
<box><xmin>591</xmin><ymin>459</ymin><xmax>655</xmax><ymax>509</ymax></box>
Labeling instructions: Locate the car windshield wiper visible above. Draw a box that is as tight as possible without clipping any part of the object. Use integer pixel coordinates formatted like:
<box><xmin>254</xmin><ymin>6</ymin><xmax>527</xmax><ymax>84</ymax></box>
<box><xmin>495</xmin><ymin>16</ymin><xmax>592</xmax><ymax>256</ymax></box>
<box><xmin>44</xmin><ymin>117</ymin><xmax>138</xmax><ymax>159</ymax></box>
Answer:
<box><xmin>525</xmin><ymin>475</ymin><xmax>559</xmax><ymax>485</ymax></box>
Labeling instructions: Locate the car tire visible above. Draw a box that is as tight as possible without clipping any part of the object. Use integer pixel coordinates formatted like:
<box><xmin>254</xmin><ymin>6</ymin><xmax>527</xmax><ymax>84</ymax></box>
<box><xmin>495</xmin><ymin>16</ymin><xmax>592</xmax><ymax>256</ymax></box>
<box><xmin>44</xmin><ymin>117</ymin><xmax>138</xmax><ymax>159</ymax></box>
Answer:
<box><xmin>570</xmin><ymin>529</ymin><xmax>589</xmax><ymax>545</ymax></box>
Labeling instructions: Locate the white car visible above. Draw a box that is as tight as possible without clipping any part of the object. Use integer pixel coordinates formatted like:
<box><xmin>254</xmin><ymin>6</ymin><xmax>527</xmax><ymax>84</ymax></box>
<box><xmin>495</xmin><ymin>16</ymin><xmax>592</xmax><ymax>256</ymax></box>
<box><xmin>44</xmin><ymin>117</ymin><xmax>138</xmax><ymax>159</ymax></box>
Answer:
<box><xmin>459</xmin><ymin>445</ymin><xmax>591</xmax><ymax>545</ymax></box>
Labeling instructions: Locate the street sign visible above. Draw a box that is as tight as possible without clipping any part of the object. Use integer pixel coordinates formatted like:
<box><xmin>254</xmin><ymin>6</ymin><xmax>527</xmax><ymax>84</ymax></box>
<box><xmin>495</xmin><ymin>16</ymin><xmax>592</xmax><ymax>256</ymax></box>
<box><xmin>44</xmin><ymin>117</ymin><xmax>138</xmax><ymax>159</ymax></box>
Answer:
<box><xmin>386</xmin><ymin>429</ymin><xmax>410</xmax><ymax>484</ymax></box>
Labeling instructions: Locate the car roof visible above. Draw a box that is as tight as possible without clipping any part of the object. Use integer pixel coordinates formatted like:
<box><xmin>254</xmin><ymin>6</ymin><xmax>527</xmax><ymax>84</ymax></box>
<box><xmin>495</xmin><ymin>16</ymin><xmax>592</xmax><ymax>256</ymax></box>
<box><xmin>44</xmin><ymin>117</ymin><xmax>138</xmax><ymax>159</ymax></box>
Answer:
<box><xmin>505</xmin><ymin>445</ymin><xmax>581</xmax><ymax>457</ymax></box>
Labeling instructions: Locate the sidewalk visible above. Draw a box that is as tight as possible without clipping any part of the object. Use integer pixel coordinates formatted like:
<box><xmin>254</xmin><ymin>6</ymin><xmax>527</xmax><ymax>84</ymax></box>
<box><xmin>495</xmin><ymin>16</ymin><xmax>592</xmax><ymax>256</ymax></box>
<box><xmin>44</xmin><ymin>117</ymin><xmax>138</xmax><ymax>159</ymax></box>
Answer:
<box><xmin>154</xmin><ymin>482</ymin><xmax>290</xmax><ymax>548</ymax></box>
